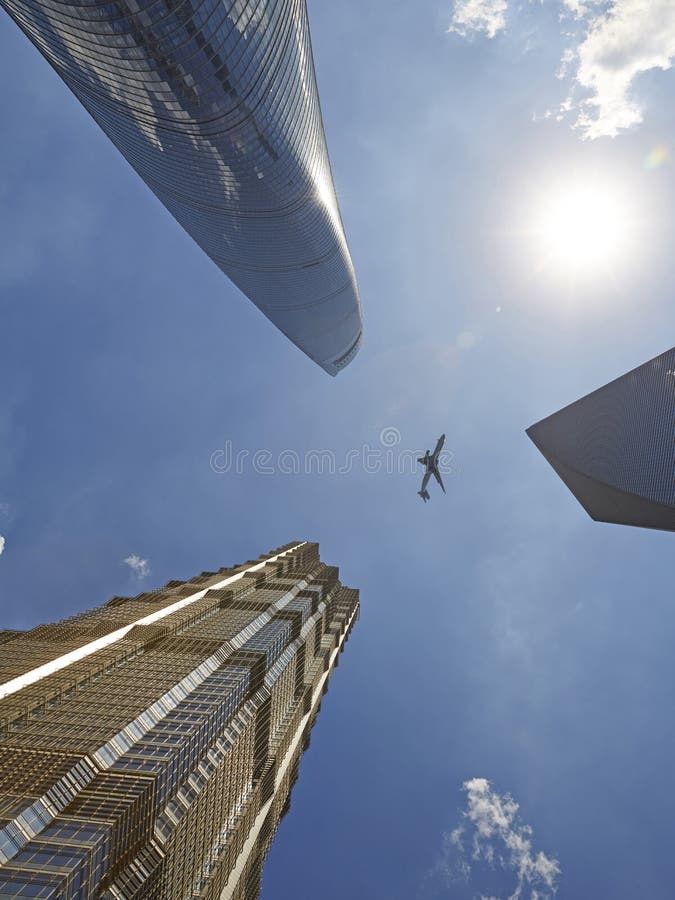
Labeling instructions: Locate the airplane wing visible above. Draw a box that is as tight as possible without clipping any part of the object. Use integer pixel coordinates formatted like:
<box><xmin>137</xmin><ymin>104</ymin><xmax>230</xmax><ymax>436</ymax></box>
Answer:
<box><xmin>432</xmin><ymin>434</ymin><xmax>445</xmax><ymax>462</ymax></box>
<box><xmin>432</xmin><ymin>468</ymin><xmax>446</xmax><ymax>493</ymax></box>
<box><xmin>420</xmin><ymin>471</ymin><xmax>431</xmax><ymax>494</ymax></box>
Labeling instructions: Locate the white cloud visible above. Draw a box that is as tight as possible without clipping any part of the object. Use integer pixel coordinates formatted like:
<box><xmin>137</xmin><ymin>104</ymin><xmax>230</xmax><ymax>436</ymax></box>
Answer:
<box><xmin>449</xmin><ymin>0</ymin><xmax>508</xmax><ymax>39</ymax></box>
<box><xmin>450</xmin><ymin>826</ymin><xmax>464</xmax><ymax>848</ymax></box>
<box><xmin>556</xmin><ymin>47</ymin><xmax>576</xmax><ymax>80</ymax></box>
<box><xmin>449</xmin><ymin>0</ymin><xmax>675</xmax><ymax>139</ymax></box>
<box><xmin>426</xmin><ymin>778</ymin><xmax>560</xmax><ymax>899</ymax></box>
<box><xmin>123</xmin><ymin>554</ymin><xmax>150</xmax><ymax>579</ymax></box>
<box><xmin>560</xmin><ymin>0</ymin><xmax>602</xmax><ymax>18</ymax></box>
<box><xmin>0</xmin><ymin>503</ymin><xmax>7</xmax><ymax>557</ymax></box>
<box><xmin>571</xmin><ymin>0</ymin><xmax>675</xmax><ymax>138</ymax></box>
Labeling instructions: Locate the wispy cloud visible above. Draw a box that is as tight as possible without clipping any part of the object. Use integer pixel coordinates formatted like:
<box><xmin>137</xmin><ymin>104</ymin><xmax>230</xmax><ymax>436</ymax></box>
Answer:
<box><xmin>448</xmin><ymin>0</ymin><xmax>508</xmax><ymax>40</ymax></box>
<box><xmin>424</xmin><ymin>778</ymin><xmax>560</xmax><ymax>899</ymax></box>
<box><xmin>123</xmin><ymin>554</ymin><xmax>150</xmax><ymax>579</ymax></box>
<box><xmin>0</xmin><ymin>503</ymin><xmax>10</xmax><ymax>556</ymax></box>
<box><xmin>560</xmin><ymin>0</ymin><xmax>603</xmax><ymax>17</ymax></box>
<box><xmin>449</xmin><ymin>0</ymin><xmax>675</xmax><ymax>138</ymax></box>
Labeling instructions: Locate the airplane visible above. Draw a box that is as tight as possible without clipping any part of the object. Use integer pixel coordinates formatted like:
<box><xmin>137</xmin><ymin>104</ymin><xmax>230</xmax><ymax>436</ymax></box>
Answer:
<box><xmin>417</xmin><ymin>434</ymin><xmax>446</xmax><ymax>502</ymax></box>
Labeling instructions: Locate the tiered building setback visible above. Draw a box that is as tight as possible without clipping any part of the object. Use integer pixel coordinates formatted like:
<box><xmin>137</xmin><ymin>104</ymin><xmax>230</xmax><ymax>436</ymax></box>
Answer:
<box><xmin>0</xmin><ymin>0</ymin><xmax>363</xmax><ymax>374</ymax></box>
<box><xmin>0</xmin><ymin>541</ymin><xmax>359</xmax><ymax>897</ymax></box>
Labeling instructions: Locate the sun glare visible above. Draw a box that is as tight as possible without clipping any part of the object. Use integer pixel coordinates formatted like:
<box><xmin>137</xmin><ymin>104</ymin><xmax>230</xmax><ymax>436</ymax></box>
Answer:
<box><xmin>529</xmin><ymin>178</ymin><xmax>637</xmax><ymax>281</ymax></box>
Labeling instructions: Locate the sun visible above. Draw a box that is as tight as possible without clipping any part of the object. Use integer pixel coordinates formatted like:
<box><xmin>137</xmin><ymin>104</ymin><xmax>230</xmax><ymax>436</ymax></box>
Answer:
<box><xmin>529</xmin><ymin>177</ymin><xmax>638</xmax><ymax>281</ymax></box>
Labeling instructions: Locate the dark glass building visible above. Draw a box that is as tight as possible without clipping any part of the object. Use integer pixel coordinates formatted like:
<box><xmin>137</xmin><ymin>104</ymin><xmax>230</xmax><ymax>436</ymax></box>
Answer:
<box><xmin>0</xmin><ymin>541</ymin><xmax>359</xmax><ymax>897</ymax></box>
<box><xmin>527</xmin><ymin>346</ymin><xmax>675</xmax><ymax>531</ymax></box>
<box><xmin>0</xmin><ymin>0</ymin><xmax>362</xmax><ymax>375</ymax></box>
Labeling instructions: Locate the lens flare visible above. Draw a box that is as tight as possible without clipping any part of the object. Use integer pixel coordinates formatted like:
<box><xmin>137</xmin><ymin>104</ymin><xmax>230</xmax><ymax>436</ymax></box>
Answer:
<box><xmin>644</xmin><ymin>145</ymin><xmax>669</xmax><ymax>169</ymax></box>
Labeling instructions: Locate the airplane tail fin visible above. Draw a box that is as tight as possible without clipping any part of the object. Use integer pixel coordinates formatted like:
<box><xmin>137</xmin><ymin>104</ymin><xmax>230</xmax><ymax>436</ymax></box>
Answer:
<box><xmin>418</xmin><ymin>489</ymin><xmax>430</xmax><ymax>502</ymax></box>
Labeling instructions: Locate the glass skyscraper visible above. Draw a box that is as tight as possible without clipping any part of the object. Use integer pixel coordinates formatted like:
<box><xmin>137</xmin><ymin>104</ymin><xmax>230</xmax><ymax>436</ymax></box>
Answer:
<box><xmin>0</xmin><ymin>0</ymin><xmax>362</xmax><ymax>375</ymax></box>
<box><xmin>0</xmin><ymin>541</ymin><xmax>359</xmax><ymax>897</ymax></box>
<box><xmin>527</xmin><ymin>346</ymin><xmax>675</xmax><ymax>531</ymax></box>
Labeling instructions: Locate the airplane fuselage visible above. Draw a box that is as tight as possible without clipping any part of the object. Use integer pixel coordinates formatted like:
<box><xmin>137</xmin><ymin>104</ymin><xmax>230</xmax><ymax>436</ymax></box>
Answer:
<box><xmin>416</xmin><ymin>434</ymin><xmax>446</xmax><ymax>501</ymax></box>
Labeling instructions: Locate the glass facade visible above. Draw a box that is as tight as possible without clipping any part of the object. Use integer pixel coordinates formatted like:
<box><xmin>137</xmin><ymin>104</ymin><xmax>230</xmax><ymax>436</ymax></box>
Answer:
<box><xmin>0</xmin><ymin>0</ymin><xmax>363</xmax><ymax>375</ymax></box>
<box><xmin>527</xmin><ymin>346</ymin><xmax>675</xmax><ymax>531</ymax></box>
<box><xmin>0</xmin><ymin>541</ymin><xmax>360</xmax><ymax>897</ymax></box>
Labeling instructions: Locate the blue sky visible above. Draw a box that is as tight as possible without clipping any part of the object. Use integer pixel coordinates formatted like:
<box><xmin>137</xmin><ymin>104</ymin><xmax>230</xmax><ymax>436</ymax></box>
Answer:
<box><xmin>2</xmin><ymin>1</ymin><xmax>675</xmax><ymax>897</ymax></box>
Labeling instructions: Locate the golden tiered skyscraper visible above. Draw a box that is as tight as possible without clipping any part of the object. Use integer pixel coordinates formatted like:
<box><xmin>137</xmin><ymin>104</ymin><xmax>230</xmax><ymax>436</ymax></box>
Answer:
<box><xmin>0</xmin><ymin>541</ymin><xmax>359</xmax><ymax>898</ymax></box>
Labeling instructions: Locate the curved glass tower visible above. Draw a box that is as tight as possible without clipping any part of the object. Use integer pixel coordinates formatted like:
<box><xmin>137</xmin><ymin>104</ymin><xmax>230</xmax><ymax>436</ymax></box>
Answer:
<box><xmin>1</xmin><ymin>0</ymin><xmax>362</xmax><ymax>374</ymax></box>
